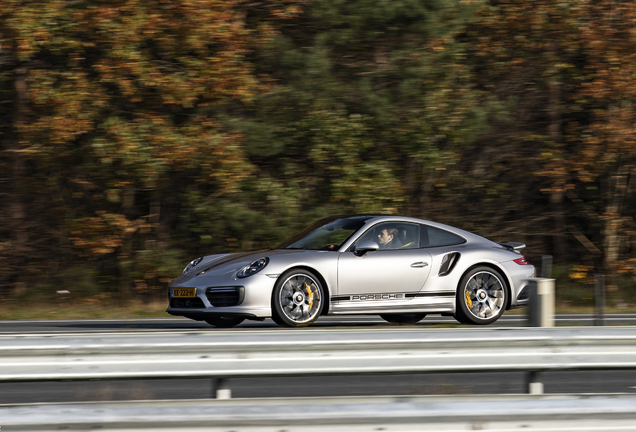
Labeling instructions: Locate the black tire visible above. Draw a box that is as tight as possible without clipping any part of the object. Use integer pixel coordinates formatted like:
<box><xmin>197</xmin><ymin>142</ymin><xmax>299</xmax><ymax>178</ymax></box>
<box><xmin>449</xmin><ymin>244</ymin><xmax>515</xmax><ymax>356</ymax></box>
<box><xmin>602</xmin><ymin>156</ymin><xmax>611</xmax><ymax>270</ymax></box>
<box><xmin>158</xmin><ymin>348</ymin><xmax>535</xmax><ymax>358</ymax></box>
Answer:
<box><xmin>271</xmin><ymin>269</ymin><xmax>324</xmax><ymax>327</ymax></box>
<box><xmin>380</xmin><ymin>313</ymin><xmax>426</xmax><ymax>325</ymax></box>
<box><xmin>205</xmin><ymin>316</ymin><xmax>245</xmax><ymax>328</ymax></box>
<box><xmin>452</xmin><ymin>313</ymin><xmax>473</xmax><ymax>325</ymax></box>
<box><xmin>455</xmin><ymin>266</ymin><xmax>508</xmax><ymax>325</ymax></box>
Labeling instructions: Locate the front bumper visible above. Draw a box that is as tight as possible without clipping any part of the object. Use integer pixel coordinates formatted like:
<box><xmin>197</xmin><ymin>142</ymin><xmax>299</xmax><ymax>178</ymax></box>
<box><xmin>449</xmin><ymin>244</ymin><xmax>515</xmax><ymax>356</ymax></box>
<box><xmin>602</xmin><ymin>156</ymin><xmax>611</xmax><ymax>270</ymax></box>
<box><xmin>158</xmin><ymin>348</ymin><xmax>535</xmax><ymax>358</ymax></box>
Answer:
<box><xmin>166</xmin><ymin>306</ymin><xmax>272</xmax><ymax>321</ymax></box>
<box><xmin>167</xmin><ymin>273</ymin><xmax>275</xmax><ymax>320</ymax></box>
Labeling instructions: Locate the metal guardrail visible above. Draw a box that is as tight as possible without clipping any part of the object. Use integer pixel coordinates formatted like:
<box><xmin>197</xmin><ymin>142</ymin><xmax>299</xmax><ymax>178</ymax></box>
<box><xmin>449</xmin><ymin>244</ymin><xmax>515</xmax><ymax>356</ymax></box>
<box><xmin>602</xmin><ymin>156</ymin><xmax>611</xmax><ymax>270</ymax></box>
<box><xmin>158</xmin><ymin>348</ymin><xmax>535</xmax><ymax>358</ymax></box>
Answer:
<box><xmin>1</xmin><ymin>327</ymin><xmax>636</xmax><ymax>389</ymax></box>
<box><xmin>4</xmin><ymin>394</ymin><xmax>636</xmax><ymax>431</ymax></box>
<box><xmin>2</xmin><ymin>325</ymin><xmax>636</xmax><ymax>429</ymax></box>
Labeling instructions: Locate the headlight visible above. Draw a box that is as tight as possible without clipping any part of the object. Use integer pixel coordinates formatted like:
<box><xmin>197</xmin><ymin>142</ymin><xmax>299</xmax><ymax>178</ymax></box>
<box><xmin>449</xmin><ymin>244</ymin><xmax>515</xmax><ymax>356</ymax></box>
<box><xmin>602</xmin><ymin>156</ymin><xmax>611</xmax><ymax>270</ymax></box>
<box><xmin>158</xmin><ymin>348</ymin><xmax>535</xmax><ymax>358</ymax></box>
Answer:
<box><xmin>237</xmin><ymin>257</ymin><xmax>269</xmax><ymax>278</ymax></box>
<box><xmin>183</xmin><ymin>257</ymin><xmax>203</xmax><ymax>274</ymax></box>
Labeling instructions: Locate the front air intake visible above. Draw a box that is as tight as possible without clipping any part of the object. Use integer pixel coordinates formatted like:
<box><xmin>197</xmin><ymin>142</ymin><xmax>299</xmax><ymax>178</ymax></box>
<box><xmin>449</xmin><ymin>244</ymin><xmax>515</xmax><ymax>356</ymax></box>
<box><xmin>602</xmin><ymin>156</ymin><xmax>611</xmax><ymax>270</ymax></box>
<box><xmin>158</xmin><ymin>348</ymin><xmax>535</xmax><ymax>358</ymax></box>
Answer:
<box><xmin>205</xmin><ymin>287</ymin><xmax>245</xmax><ymax>307</ymax></box>
<box><xmin>171</xmin><ymin>297</ymin><xmax>205</xmax><ymax>308</ymax></box>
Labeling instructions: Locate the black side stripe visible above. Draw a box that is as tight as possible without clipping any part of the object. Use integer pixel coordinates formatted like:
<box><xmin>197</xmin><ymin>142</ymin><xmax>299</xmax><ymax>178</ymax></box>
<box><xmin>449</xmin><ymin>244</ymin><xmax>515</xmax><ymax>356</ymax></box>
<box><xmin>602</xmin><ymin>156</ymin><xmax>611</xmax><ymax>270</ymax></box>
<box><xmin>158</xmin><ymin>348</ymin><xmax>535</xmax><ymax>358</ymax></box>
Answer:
<box><xmin>331</xmin><ymin>291</ymin><xmax>455</xmax><ymax>302</ymax></box>
<box><xmin>405</xmin><ymin>292</ymin><xmax>455</xmax><ymax>298</ymax></box>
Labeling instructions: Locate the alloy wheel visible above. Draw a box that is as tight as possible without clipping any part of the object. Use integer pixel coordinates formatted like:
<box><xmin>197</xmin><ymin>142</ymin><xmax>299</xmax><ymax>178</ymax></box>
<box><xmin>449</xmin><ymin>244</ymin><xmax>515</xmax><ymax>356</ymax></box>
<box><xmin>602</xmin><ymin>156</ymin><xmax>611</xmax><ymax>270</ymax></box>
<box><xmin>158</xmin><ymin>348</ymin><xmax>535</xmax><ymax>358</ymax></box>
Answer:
<box><xmin>276</xmin><ymin>272</ymin><xmax>322</xmax><ymax>326</ymax></box>
<box><xmin>463</xmin><ymin>271</ymin><xmax>505</xmax><ymax>320</ymax></box>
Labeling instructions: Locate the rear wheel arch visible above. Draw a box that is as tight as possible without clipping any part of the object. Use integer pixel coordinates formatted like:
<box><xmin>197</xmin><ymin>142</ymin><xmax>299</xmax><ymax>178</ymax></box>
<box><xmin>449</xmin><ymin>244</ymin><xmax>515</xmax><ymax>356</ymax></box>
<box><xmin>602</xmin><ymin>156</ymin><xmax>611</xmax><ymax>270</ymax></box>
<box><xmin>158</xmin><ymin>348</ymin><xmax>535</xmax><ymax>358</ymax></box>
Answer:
<box><xmin>459</xmin><ymin>263</ymin><xmax>512</xmax><ymax>310</ymax></box>
<box><xmin>455</xmin><ymin>263</ymin><xmax>513</xmax><ymax>326</ymax></box>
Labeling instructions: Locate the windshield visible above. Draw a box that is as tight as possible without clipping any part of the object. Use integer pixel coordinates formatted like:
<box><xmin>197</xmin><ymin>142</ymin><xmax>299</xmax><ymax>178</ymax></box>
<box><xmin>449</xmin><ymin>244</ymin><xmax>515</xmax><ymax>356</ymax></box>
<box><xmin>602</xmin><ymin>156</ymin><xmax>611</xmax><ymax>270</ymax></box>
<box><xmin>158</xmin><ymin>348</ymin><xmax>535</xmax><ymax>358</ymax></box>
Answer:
<box><xmin>276</xmin><ymin>216</ymin><xmax>370</xmax><ymax>250</ymax></box>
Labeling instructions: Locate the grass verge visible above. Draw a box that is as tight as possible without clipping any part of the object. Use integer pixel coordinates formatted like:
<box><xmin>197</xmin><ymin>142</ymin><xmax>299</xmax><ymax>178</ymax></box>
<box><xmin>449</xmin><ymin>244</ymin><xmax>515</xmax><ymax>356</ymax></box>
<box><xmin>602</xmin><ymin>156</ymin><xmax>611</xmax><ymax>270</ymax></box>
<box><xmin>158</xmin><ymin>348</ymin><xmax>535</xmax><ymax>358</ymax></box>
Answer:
<box><xmin>0</xmin><ymin>298</ymin><xmax>170</xmax><ymax>321</ymax></box>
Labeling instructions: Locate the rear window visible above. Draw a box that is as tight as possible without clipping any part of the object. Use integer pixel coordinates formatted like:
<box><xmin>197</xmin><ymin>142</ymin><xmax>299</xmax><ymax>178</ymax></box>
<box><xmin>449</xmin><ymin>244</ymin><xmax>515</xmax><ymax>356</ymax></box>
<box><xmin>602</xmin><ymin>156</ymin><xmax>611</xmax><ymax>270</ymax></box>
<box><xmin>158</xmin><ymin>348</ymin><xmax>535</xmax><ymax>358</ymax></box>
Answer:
<box><xmin>421</xmin><ymin>225</ymin><xmax>465</xmax><ymax>247</ymax></box>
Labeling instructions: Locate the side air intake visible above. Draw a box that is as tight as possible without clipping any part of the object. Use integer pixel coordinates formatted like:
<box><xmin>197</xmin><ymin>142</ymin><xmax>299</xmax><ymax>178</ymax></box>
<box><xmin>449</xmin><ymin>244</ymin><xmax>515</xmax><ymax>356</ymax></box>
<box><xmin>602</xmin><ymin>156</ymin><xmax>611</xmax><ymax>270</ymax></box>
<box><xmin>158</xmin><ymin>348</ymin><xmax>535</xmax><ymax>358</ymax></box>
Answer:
<box><xmin>439</xmin><ymin>252</ymin><xmax>460</xmax><ymax>276</ymax></box>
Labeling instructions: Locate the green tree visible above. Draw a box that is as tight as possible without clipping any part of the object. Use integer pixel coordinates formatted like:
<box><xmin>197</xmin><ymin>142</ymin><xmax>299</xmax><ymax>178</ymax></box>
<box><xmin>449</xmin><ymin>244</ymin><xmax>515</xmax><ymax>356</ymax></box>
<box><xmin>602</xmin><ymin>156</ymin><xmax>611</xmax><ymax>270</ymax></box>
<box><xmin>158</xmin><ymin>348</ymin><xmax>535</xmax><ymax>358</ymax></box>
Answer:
<box><xmin>237</xmin><ymin>0</ymin><xmax>489</xmax><ymax>221</ymax></box>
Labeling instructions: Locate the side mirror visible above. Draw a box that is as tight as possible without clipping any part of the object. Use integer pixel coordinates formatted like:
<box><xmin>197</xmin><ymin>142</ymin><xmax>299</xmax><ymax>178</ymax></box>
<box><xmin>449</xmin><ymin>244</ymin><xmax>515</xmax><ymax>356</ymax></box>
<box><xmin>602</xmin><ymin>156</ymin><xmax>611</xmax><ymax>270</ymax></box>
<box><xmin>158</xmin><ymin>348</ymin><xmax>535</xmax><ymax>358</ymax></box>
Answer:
<box><xmin>354</xmin><ymin>241</ymin><xmax>379</xmax><ymax>256</ymax></box>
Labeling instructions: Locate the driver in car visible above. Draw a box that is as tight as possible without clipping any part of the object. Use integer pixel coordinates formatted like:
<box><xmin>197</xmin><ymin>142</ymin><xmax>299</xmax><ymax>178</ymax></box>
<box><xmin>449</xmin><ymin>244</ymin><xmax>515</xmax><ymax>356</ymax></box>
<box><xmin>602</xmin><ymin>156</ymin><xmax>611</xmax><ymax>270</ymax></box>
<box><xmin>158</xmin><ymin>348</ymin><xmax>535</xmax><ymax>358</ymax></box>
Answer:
<box><xmin>377</xmin><ymin>227</ymin><xmax>402</xmax><ymax>250</ymax></box>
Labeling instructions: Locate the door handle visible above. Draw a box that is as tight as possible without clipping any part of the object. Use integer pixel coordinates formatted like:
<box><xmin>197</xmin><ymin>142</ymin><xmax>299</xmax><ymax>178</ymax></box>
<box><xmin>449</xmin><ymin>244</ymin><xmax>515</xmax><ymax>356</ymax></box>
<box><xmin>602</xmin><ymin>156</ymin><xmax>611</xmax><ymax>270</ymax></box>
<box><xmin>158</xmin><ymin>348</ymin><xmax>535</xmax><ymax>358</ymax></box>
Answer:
<box><xmin>410</xmin><ymin>262</ymin><xmax>429</xmax><ymax>268</ymax></box>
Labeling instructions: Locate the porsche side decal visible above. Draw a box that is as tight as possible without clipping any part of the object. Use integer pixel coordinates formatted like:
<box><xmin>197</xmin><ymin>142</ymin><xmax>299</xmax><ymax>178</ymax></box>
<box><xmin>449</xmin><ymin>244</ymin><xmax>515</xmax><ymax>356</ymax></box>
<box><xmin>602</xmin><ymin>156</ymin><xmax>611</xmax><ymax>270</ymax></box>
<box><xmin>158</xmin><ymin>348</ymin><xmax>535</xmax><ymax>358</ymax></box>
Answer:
<box><xmin>331</xmin><ymin>291</ymin><xmax>455</xmax><ymax>302</ymax></box>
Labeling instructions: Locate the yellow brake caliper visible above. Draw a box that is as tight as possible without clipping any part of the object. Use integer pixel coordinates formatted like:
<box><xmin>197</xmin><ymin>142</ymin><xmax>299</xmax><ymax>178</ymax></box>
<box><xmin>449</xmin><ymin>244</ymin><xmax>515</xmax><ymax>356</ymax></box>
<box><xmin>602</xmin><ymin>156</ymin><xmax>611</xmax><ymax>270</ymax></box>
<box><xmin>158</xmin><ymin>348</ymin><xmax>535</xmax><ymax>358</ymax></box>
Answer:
<box><xmin>465</xmin><ymin>289</ymin><xmax>473</xmax><ymax>308</ymax></box>
<box><xmin>305</xmin><ymin>282</ymin><xmax>314</xmax><ymax>308</ymax></box>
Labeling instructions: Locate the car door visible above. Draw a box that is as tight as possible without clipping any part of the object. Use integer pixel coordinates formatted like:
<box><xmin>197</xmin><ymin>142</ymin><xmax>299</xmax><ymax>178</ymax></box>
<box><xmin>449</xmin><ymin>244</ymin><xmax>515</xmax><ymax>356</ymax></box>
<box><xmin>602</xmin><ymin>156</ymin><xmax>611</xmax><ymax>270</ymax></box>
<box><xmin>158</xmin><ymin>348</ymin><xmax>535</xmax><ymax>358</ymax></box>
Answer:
<box><xmin>336</xmin><ymin>222</ymin><xmax>433</xmax><ymax>296</ymax></box>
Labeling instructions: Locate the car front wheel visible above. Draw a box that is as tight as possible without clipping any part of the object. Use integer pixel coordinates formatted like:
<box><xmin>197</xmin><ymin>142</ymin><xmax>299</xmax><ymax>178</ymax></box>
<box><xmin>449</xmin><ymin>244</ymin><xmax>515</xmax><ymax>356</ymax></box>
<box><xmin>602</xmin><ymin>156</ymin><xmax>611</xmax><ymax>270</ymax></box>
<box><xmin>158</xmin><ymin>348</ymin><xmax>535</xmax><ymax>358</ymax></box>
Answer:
<box><xmin>271</xmin><ymin>269</ymin><xmax>324</xmax><ymax>327</ymax></box>
<box><xmin>455</xmin><ymin>266</ymin><xmax>507</xmax><ymax>325</ymax></box>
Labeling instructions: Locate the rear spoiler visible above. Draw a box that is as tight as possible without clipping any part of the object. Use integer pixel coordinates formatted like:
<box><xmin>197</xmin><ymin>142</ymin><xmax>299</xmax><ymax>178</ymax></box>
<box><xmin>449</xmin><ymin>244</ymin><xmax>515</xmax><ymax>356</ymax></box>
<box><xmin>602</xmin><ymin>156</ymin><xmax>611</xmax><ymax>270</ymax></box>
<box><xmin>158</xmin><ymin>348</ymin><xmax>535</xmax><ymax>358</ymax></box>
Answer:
<box><xmin>497</xmin><ymin>241</ymin><xmax>526</xmax><ymax>252</ymax></box>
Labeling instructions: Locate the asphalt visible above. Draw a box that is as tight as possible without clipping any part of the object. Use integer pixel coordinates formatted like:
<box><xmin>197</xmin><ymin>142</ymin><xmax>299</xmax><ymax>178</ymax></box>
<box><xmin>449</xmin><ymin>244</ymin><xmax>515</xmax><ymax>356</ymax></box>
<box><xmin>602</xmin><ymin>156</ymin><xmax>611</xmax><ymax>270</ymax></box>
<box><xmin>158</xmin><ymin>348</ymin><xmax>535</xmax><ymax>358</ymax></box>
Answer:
<box><xmin>1</xmin><ymin>313</ymin><xmax>635</xmax><ymax>334</ymax></box>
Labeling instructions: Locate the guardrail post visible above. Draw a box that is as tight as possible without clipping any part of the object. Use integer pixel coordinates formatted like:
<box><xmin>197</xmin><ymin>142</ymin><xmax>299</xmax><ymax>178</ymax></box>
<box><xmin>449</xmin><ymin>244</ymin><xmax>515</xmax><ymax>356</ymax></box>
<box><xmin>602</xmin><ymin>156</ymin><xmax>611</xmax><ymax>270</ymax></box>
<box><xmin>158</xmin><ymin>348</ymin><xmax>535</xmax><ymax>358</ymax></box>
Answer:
<box><xmin>526</xmin><ymin>371</ymin><xmax>544</xmax><ymax>394</ymax></box>
<box><xmin>527</xmin><ymin>278</ymin><xmax>555</xmax><ymax>327</ymax></box>
<box><xmin>541</xmin><ymin>255</ymin><xmax>553</xmax><ymax>278</ymax></box>
<box><xmin>526</xmin><ymin>278</ymin><xmax>554</xmax><ymax>394</ymax></box>
<box><xmin>212</xmin><ymin>378</ymin><xmax>231</xmax><ymax>399</ymax></box>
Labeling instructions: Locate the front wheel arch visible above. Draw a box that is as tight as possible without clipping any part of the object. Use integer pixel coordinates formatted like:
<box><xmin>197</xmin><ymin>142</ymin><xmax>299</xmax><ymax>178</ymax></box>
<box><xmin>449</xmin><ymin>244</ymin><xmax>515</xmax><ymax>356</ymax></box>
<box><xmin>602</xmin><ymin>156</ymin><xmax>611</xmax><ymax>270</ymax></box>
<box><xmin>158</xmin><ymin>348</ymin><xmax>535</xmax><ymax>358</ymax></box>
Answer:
<box><xmin>277</xmin><ymin>265</ymin><xmax>331</xmax><ymax>316</ymax></box>
<box><xmin>270</xmin><ymin>267</ymin><xmax>327</xmax><ymax>327</ymax></box>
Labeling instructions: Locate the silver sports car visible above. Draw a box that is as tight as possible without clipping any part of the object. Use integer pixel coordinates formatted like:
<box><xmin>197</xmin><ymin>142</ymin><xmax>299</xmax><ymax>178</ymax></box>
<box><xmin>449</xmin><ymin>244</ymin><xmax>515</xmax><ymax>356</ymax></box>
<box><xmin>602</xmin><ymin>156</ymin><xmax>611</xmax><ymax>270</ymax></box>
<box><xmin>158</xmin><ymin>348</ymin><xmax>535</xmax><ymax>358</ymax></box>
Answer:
<box><xmin>168</xmin><ymin>215</ymin><xmax>535</xmax><ymax>327</ymax></box>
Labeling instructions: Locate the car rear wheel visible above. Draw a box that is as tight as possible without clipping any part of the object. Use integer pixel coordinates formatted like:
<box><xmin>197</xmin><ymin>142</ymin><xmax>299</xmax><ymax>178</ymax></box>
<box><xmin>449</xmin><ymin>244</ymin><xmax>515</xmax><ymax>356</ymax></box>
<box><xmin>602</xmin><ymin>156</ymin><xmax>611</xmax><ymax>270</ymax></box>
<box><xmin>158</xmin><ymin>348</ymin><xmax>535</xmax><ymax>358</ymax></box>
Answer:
<box><xmin>455</xmin><ymin>266</ymin><xmax>507</xmax><ymax>325</ymax></box>
<box><xmin>205</xmin><ymin>316</ymin><xmax>245</xmax><ymax>328</ymax></box>
<box><xmin>271</xmin><ymin>269</ymin><xmax>324</xmax><ymax>327</ymax></box>
<box><xmin>380</xmin><ymin>313</ymin><xmax>426</xmax><ymax>325</ymax></box>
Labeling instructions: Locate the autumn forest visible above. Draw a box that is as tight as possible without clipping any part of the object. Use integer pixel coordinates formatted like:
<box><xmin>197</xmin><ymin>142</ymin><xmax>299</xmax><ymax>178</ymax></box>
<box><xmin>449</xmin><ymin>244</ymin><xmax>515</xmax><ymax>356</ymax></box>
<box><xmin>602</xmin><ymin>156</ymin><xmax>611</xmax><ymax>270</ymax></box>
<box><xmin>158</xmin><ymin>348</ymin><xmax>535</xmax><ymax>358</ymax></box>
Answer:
<box><xmin>1</xmin><ymin>0</ymin><xmax>635</xmax><ymax>307</ymax></box>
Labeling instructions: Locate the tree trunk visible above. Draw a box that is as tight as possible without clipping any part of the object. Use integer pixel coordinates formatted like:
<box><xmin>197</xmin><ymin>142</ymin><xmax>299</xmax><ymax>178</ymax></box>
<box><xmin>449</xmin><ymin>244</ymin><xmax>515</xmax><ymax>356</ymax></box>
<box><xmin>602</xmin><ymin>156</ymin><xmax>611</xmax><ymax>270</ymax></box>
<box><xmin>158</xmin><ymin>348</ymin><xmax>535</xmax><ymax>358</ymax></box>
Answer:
<box><xmin>403</xmin><ymin>156</ymin><xmax>419</xmax><ymax>217</ymax></box>
<box><xmin>546</xmin><ymin>40</ymin><xmax>567</xmax><ymax>262</ymax></box>
<box><xmin>603</xmin><ymin>163</ymin><xmax>630</xmax><ymax>299</ymax></box>
<box><xmin>8</xmin><ymin>66</ymin><xmax>29</xmax><ymax>296</ymax></box>
<box><xmin>118</xmin><ymin>187</ymin><xmax>136</xmax><ymax>298</ymax></box>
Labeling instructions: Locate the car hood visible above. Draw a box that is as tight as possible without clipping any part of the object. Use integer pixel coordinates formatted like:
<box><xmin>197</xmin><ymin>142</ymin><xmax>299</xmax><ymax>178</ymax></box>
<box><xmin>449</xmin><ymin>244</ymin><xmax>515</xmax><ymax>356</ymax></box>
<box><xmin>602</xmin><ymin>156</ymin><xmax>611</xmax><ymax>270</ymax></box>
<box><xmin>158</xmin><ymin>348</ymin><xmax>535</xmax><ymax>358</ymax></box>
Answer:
<box><xmin>172</xmin><ymin>248</ymin><xmax>308</xmax><ymax>285</ymax></box>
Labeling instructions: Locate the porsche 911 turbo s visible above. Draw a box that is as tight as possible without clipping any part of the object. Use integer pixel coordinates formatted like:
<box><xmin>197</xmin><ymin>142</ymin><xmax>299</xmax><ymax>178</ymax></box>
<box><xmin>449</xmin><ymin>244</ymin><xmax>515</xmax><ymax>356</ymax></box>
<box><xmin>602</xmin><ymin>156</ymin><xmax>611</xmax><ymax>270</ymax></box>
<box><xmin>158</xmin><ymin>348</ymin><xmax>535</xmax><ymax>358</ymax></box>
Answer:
<box><xmin>167</xmin><ymin>215</ymin><xmax>535</xmax><ymax>327</ymax></box>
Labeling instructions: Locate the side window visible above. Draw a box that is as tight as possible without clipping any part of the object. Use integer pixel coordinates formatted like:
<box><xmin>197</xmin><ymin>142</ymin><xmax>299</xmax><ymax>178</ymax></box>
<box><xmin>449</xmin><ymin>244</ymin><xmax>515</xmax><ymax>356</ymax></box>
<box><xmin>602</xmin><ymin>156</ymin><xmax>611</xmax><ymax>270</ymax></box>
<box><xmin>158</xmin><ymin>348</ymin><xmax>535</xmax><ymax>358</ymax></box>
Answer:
<box><xmin>421</xmin><ymin>225</ymin><xmax>465</xmax><ymax>247</ymax></box>
<box><xmin>354</xmin><ymin>222</ymin><xmax>420</xmax><ymax>250</ymax></box>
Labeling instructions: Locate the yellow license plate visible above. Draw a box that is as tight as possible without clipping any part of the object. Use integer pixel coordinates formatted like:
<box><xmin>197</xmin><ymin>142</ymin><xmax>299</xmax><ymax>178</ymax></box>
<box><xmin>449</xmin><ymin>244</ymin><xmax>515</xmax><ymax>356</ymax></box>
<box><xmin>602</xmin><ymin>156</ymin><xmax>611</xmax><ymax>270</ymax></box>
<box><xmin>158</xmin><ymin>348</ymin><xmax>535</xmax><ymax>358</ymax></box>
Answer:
<box><xmin>172</xmin><ymin>288</ymin><xmax>196</xmax><ymax>298</ymax></box>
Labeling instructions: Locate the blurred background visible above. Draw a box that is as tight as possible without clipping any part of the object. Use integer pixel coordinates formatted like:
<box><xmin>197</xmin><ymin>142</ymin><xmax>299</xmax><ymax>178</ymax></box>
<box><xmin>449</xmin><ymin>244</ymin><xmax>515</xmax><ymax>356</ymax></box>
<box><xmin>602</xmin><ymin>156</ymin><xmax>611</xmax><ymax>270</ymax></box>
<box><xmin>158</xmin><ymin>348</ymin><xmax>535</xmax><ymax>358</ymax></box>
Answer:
<box><xmin>0</xmin><ymin>0</ymin><xmax>635</xmax><ymax>315</ymax></box>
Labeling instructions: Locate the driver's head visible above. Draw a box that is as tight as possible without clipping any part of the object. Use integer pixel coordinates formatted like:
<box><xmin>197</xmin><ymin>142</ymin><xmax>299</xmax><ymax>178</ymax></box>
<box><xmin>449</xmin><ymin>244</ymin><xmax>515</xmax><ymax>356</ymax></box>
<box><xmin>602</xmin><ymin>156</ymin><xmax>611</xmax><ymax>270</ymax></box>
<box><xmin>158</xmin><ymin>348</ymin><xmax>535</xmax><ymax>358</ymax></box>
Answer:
<box><xmin>377</xmin><ymin>227</ymin><xmax>398</xmax><ymax>246</ymax></box>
